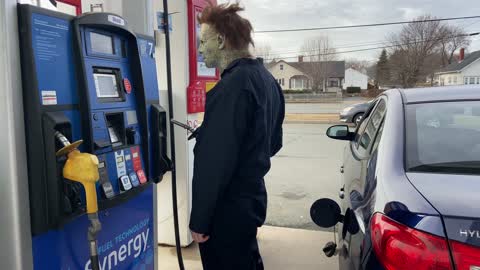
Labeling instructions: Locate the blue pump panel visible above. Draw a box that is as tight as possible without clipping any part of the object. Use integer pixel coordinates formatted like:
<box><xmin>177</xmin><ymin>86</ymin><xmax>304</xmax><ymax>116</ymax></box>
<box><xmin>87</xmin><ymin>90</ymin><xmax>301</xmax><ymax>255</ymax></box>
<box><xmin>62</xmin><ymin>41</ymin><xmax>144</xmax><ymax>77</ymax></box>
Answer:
<box><xmin>18</xmin><ymin>5</ymin><xmax>170</xmax><ymax>270</ymax></box>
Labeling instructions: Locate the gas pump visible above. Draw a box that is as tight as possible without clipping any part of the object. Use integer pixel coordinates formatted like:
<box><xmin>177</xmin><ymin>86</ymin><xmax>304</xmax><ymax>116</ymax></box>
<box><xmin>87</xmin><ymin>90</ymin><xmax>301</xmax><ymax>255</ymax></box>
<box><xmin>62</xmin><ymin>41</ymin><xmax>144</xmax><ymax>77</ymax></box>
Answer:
<box><xmin>17</xmin><ymin>4</ymin><xmax>170</xmax><ymax>269</ymax></box>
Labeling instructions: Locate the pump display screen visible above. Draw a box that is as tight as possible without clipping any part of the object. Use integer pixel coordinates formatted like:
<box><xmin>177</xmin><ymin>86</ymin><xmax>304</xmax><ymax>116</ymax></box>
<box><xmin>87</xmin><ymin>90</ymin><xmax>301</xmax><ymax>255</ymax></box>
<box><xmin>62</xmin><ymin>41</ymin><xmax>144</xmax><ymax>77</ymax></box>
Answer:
<box><xmin>90</xmin><ymin>32</ymin><xmax>114</xmax><ymax>55</ymax></box>
<box><xmin>94</xmin><ymin>73</ymin><xmax>120</xmax><ymax>98</ymax></box>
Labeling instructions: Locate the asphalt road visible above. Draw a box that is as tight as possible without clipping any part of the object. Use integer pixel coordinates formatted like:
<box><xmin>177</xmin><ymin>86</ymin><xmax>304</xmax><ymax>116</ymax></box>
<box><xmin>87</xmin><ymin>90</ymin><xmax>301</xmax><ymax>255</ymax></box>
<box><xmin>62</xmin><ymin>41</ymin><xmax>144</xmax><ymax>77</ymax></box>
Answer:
<box><xmin>285</xmin><ymin>98</ymin><xmax>368</xmax><ymax>114</ymax></box>
<box><xmin>265</xmin><ymin>123</ymin><xmax>346</xmax><ymax>230</ymax></box>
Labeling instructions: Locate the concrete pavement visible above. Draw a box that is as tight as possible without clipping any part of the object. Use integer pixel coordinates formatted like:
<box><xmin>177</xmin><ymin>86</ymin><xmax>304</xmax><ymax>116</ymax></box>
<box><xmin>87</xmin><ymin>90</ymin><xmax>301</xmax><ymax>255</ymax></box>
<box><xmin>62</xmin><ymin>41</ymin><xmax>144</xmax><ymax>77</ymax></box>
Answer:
<box><xmin>265</xmin><ymin>124</ymin><xmax>346</xmax><ymax>230</ymax></box>
<box><xmin>285</xmin><ymin>98</ymin><xmax>368</xmax><ymax>114</ymax></box>
<box><xmin>284</xmin><ymin>99</ymin><xmax>370</xmax><ymax>123</ymax></box>
<box><xmin>157</xmin><ymin>225</ymin><xmax>339</xmax><ymax>270</ymax></box>
<box><xmin>157</xmin><ymin>123</ymin><xmax>346</xmax><ymax>269</ymax></box>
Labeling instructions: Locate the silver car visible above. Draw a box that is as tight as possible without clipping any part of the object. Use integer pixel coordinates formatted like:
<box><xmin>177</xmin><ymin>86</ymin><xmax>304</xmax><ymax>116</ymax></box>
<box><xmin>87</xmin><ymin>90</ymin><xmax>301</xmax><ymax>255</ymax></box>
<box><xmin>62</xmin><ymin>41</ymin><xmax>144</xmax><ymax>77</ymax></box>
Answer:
<box><xmin>339</xmin><ymin>100</ymin><xmax>374</xmax><ymax>125</ymax></box>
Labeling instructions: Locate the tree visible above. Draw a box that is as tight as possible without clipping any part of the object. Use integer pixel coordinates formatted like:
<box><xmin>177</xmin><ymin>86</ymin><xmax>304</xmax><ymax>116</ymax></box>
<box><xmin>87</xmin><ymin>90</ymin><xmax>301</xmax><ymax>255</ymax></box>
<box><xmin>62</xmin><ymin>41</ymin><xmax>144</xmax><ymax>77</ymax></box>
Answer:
<box><xmin>254</xmin><ymin>43</ymin><xmax>273</xmax><ymax>63</ymax></box>
<box><xmin>301</xmin><ymin>35</ymin><xmax>336</xmax><ymax>92</ymax></box>
<box><xmin>388</xmin><ymin>15</ymin><xmax>446</xmax><ymax>88</ymax></box>
<box><xmin>366</xmin><ymin>64</ymin><xmax>377</xmax><ymax>82</ymax></box>
<box><xmin>424</xmin><ymin>52</ymin><xmax>443</xmax><ymax>86</ymax></box>
<box><xmin>388</xmin><ymin>15</ymin><xmax>472</xmax><ymax>88</ymax></box>
<box><xmin>376</xmin><ymin>49</ymin><xmax>390</xmax><ymax>87</ymax></box>
<box><xmin>439</xmin><ymin>25</ymin><xmax>471</xmax><ymax>67</ymax></box>
<box><xmin>345</xmin><ymin>59</ymin><xmax>371</xmax><ymax>73</ymax></box>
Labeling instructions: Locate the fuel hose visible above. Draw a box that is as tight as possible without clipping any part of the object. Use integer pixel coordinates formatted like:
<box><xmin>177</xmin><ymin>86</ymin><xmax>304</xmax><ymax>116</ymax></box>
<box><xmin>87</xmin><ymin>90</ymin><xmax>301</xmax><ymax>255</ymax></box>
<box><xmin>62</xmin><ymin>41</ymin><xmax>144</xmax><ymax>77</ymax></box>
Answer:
<box><xmin>162</xmin><ymin>1</ymin><xmax>185</xmax><ymax>269</ymax></box>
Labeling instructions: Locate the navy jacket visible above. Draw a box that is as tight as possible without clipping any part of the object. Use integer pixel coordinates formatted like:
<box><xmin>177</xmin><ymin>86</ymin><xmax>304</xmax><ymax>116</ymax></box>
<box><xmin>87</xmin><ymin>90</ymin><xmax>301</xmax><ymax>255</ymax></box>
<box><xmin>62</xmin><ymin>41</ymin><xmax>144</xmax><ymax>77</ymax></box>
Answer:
<box><xmin>189</xmin><ymin>58</ymin><xmax>285</xmax><ymax>234</ymax></box>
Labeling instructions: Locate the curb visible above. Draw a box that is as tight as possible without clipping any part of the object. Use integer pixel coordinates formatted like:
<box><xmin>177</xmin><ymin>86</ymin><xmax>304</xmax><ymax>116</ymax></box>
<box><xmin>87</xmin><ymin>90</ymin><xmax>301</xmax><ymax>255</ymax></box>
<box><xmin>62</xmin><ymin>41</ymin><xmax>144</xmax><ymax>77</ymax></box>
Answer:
<box><xmin>284</xmin><ymin>120</ymin><xmax>342</xmax><ymax>124</ymax></box>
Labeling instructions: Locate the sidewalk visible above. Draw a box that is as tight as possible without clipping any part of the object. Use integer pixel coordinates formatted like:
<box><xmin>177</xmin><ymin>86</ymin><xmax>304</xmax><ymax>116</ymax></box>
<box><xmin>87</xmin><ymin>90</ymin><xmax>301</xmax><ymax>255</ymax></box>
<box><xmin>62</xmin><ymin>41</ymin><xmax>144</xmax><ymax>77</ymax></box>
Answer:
<box><xmin>158</xmin><ymin>226</ymin><xmax>338</xmax><ymax>270</ymax></box>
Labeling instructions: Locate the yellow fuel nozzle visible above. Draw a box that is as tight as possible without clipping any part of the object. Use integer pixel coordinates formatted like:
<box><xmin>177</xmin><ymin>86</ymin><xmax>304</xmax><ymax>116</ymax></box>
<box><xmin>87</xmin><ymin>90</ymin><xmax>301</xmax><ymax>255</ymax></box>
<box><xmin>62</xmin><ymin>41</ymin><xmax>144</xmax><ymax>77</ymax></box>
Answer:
<box><xmin>55</xmin><ymin>132</ymin><xmax>100</xmax><ymax>214</ymax></box>
<box><xmin>55</xmin><ymin>132</ymin><xmax>102</xmax><ymax>270</ymax></box>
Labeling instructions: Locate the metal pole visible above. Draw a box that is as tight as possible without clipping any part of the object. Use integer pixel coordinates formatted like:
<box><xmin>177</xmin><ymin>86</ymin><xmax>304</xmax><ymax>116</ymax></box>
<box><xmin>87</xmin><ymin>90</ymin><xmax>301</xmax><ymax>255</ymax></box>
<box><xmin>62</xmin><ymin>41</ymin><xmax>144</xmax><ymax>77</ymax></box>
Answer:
<box><xmin>0</xmin><ymin>1</ymin><xmax>33</xmax><ymax>269</ymax></box>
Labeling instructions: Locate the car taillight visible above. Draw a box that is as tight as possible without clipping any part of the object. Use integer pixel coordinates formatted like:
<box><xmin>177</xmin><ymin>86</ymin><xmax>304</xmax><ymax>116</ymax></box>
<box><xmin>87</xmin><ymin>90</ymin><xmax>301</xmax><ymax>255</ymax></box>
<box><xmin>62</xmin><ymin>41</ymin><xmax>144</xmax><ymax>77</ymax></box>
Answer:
<box><xmin>371</xmin><ymin>213</ymin><xmax>452</xmax><ymax>270</ymax></box>
<box><xmin>450</xmin><ymin>240</ymin><xmax>480</xmax><ymax>270</ymax></box>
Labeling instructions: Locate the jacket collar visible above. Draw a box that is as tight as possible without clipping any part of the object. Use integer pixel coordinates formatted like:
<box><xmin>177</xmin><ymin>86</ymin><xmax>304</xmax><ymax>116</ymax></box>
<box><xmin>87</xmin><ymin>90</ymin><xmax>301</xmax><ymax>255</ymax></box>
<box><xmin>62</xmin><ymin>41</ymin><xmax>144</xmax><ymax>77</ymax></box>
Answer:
<box><xmin>221</xmin><ymin>58</ymin><xmax>261</xmax><ymax>77</ymax></box>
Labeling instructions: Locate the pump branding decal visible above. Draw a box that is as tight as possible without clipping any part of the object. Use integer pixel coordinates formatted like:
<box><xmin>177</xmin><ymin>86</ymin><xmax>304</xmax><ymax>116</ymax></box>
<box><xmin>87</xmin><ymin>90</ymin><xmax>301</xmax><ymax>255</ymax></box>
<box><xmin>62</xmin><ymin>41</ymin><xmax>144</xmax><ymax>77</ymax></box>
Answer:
<box><xmin>115</xmin><ymin>150</ymin><xmax>127</xmax><ymax>177</ymax></box>
<box><xmin>108</xmin><ymin>15</ymin><xmax>125</xmax><ymax>26</ymax></box>
<box><xmin>41</xmin><ymin>90</ymin><xmax>57</xmax><ymax>105</ymax></box>
<box><xmin>83</xmin><ymin>218</ymin><xmax>152</xmax><ymax>270</ymax></box>
<box><xmin>34</xmin><ymin>188</ymin><xmax>155</xmax><ymax>270</ymax></box>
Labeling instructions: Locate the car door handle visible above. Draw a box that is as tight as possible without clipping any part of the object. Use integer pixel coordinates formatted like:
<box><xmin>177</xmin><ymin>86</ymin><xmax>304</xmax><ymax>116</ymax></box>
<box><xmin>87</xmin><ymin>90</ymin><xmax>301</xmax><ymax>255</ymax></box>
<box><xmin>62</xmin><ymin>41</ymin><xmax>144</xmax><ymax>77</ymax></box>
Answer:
<box><xmin>340</xmin><ymin>166</ymin><xmax>344</xmax><ymax>174</ymax></box>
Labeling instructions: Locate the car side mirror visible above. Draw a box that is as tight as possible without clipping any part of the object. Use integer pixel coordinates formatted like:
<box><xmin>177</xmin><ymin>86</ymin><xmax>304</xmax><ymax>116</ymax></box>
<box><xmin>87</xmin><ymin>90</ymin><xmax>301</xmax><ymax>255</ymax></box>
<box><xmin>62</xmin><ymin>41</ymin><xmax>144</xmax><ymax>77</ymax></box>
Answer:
<box><xmin>326</xmin><ymin>125</ymin><xmax>354</xmax><ymax>141</ymax></box>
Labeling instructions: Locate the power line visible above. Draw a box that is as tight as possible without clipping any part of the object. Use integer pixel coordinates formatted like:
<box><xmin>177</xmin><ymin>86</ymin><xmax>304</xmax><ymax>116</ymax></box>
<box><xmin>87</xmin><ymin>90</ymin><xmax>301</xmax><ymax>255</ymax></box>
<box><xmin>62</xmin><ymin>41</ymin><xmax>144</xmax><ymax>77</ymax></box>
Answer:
<box><xmin>465</xmin><ymin>19</ymin><xmax>480</xmax><ymax>29</ymax></box>
<box><xmin>258</xmin><ymin>40</ymin><xmax>389</xmax><ymax>56</ymax></box>
<box><xmin>257</xmin><ymin>39</ymin><xmax>392</xmax><ymax>53</ymax></box>
<box><xmin>255</xmin><ymin>15</ymin><xmax>480</xmax><ymax>33</ymax></box>
<box><xmin>269</xmin><ymin>32</ymin><xmax>480</xmax><ymax>60</ymax></box>
<box><xmin>264</xmin><ymin>41</ymin><xmax>390</xmax><ymax>57</ymax></box>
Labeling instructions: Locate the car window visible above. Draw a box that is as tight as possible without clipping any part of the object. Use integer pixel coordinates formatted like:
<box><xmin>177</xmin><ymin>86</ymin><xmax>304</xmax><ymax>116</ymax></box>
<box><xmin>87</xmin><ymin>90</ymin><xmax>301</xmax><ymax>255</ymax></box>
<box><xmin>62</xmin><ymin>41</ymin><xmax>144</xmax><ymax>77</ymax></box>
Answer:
<box><xmin>354</xmin><ymin>99</ymin><xmax>378</xmax><ymax>143</ymax></box>
<box><xmin>356</xmin><ymin>99</ymin><xmax>387</xmax><ymax>156</ymax></box>
<box><xmin>371</xmin><ymin>120</ymin><xmax>385</xmax><ymax>154</ymax></box>
<box><xmin>406</xmin><ymin>101</ymin><xmax>480</xmax><ymax>175</ymax></box>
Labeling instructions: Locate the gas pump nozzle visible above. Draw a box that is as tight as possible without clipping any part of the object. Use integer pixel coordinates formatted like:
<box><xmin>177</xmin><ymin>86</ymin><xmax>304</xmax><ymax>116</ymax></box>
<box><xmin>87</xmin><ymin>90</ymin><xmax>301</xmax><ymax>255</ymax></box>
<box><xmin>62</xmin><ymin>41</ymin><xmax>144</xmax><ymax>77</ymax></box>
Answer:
<box><xmin>55</xmin><ymin>131</ymin><xmax>102</xmax><ymax>270</ymax></box>
<box><xmin>170</xmin><ymin>119</ymin><xmax>200</xmax><ymax>140</ymax></box>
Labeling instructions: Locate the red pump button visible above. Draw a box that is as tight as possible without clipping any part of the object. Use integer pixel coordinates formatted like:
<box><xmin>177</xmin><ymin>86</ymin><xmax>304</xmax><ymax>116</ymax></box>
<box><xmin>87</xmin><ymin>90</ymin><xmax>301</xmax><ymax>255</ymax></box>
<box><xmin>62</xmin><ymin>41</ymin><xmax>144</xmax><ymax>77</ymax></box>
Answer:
<box><xmin>137</xmin><ymin>169</ymin><xmax>147</xmax><ymax>184</ymax></box>
<box><xmin>123</xmin><ymin>78</ymin><xmax>132</xmax><ymax>94</ymax></box>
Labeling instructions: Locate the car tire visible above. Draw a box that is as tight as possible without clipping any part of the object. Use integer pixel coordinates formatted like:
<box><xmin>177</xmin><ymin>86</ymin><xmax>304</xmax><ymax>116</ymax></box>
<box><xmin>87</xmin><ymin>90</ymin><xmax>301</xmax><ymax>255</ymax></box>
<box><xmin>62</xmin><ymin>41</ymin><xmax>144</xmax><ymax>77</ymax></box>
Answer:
<box><xmin>353</xmin><ymin>113</ymin><xmax>364</xmax><ymax>126</ymax></box>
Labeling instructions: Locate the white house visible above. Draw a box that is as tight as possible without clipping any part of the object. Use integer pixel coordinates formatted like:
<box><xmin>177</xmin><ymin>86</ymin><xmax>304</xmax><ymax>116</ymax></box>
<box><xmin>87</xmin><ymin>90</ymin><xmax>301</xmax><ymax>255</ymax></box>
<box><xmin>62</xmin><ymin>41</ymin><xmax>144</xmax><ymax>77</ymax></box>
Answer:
<box><xmin>435</xmin><ymin>50</ymin><xmax>480</xmax><ymax>86</ymax></box>
<box><xmin>343</xmin><ymin>68</ymin><xmax>369</xmax><ymax>90</ymax></box>
<box><xmin>267</xmin><ymin>58</ymin><xmax>345</xmax><ymax>92</ymax></box>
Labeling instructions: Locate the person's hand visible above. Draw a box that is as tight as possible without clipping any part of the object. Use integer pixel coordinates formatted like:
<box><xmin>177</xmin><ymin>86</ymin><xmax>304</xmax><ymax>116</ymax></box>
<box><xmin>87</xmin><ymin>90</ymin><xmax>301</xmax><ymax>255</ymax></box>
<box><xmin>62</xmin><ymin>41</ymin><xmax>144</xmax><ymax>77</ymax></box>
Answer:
<box><xmin>191</xmin><ymin>231</ymin><xmax>210</xmax><ymax>243</ymax></box>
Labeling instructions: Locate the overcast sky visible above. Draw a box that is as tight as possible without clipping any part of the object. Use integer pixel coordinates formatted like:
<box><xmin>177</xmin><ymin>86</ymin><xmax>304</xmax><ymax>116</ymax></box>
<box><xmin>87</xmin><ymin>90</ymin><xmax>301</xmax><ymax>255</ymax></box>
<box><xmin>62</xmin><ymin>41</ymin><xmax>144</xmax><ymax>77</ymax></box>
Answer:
<box><xmin>218</xmin><ymin>0</ymin><xmax>480</xmax><ymax>63</ymax></box>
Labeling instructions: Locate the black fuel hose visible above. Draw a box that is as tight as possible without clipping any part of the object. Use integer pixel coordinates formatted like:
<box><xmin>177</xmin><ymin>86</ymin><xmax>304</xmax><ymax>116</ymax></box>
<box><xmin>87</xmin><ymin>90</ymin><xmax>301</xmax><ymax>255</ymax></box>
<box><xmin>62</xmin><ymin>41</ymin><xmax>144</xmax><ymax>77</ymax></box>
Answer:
<box><xmin>90</xmin><ymin>238</ymin><xmax>99</xmax><ymax>270</ymax></box>
<box><xmin>162</xmin><ymin>1</ymin><xmax>186</xmax><ymax>269</ymax></box>
<box><xmin>90</xmin><ymin>255</ymin><xmax>100</xmax><ymax>270</ymax></box>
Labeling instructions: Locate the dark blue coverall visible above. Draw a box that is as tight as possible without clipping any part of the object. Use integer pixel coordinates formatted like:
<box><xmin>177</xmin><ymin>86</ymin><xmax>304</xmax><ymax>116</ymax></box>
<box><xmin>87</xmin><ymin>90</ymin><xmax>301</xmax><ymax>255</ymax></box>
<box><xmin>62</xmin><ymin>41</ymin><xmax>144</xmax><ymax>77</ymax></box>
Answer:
<box><xmin>189</xmin><ymin>58</ymin><xmax>285</xmax><ymax>270</ymax></box>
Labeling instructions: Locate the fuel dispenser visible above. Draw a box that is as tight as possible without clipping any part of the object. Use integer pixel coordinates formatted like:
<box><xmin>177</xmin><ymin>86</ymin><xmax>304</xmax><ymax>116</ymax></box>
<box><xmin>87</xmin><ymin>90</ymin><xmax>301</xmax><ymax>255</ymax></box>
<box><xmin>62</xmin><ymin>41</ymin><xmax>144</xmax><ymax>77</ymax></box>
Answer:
<box><xmin>18</xmin><ymin>4</ymin><xmax>170</xmax><ymax>269</ymax></box>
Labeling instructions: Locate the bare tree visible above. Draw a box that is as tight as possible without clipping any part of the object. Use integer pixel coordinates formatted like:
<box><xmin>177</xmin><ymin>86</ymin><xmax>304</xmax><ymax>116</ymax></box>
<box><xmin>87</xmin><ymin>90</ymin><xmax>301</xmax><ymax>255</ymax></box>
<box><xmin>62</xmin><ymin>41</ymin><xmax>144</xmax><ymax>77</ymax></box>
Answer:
<box><xmin>254</xmin><ymin>43</ymin><xmax>273</xmax><ymax>63</ymax></box>
<box><xmin>301</xmin><ymin>35</ymin><xmax>336</xmax><ymax>91</ymax></box>
<box><xmin>439</xmin><ymin>25</ymin><xmax>471</xmax><ymax>67</ymax></box>
<box><xmin>388</xmin><ymin>15</ymin><xmax>472</xmax><ymax>88</ymax></box>
<box><xmin>345</xmin><ymin>59</ymin><xmax>371</xmax><ymax>73</ymax></box>
<box><xmin>366</xmin><ymin>64</ymin><xmax>377</xmax><ymax>83</ymax></box>
<box><xmin>388</xmin><ymin>15</ymin><xmax>446</xmax><ymax>88</ymax></box>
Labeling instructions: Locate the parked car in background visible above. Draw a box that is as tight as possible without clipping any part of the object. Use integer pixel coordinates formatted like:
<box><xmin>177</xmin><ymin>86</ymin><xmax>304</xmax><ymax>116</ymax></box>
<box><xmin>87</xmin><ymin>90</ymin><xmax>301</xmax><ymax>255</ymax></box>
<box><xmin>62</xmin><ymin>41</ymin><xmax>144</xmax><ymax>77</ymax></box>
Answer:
<box><xmin>339</xmin><ymin>100</ymin><xmax>373</xmax><ymax>125</ymax></box>
<box><xmin>310</xmin><ymin>86</ymin><xmax>480</xmax><ymax>270</ymax></box>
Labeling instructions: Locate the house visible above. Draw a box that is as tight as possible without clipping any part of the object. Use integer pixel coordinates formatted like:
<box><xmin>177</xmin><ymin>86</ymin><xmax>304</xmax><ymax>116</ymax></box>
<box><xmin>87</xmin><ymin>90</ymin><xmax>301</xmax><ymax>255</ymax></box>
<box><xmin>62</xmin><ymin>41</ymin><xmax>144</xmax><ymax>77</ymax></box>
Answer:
<box><xmin>267</xmin><ymin>57</ymin><xmax>345</xmax><ymax>92</ymax></box>
<box><xmin>343</xmin><ymin>68</ymin><xmax>369</xmax><ymax>90</ymax></box>
<box><xmin>435</xmin><ymin>49</ymin><xmax>480</xmax><ymax>86</ymax></box>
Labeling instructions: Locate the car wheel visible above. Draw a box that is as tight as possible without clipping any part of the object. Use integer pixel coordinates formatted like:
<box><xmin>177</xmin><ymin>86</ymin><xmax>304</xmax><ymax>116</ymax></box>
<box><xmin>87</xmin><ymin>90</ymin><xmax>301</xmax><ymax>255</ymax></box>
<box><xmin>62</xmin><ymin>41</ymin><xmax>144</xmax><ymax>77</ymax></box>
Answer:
<box><xmin>353</xmin><ymin>113</ymin><xmax>363</xmax><ymax>126</ymax></box>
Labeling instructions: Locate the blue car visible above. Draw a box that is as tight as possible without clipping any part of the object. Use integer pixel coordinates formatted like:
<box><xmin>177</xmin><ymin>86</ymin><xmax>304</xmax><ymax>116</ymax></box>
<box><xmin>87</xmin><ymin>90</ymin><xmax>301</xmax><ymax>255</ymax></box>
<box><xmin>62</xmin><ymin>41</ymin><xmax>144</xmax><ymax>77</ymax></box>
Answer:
<box><xmin>310</xmin><ymin>86</ymin><xmax>480</xmax><ymax>270</ymax></box>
